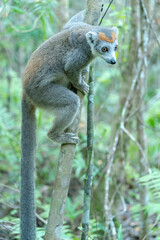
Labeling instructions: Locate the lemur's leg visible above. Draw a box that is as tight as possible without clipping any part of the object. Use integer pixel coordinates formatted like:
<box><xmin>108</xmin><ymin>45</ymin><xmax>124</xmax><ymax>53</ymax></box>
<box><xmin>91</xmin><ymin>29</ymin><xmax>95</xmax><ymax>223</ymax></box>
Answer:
<box><xmin>27</xmin><ymin>83</ymin><xmax>80</xmax><ymax>144</ymax></box>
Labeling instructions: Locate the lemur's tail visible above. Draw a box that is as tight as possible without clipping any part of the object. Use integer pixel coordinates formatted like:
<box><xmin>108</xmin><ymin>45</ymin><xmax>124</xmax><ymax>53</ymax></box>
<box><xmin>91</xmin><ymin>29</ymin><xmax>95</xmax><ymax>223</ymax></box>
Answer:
<box><xmin>21</xmin><ymin>92</ymin><xmax>37</xmax><ymax>240</ymax></box>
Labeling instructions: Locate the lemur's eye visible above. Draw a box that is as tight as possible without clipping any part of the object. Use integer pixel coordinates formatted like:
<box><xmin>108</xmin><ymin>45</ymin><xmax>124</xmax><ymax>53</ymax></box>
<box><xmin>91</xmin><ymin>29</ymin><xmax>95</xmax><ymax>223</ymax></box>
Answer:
<box><xmin>101</xmin><ymin>47</ymin><xmax>108</xmax><ymax>52</ymax></box>
<box><xmin>115</xmin><ymin>46</ymin><xmax>118</xmax><ymax>51</ymax></box>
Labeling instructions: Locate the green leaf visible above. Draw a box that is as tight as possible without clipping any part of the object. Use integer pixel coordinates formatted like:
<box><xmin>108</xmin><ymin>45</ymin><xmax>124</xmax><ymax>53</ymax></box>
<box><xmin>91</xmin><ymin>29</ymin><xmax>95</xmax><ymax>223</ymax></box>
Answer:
<box><xmin>118</xmin><ymin>225</ymin><xmax>123</xmax><ymax>240</ymax></box>
<box><xmin>11</xmin><ymin>6</ymin><xmax>25</xmax><ymax>14</ymax></box>
<box><xmin>40</xmin><ymin>16</ymin><xmax>47</xmax><ymax>39</ymax></box>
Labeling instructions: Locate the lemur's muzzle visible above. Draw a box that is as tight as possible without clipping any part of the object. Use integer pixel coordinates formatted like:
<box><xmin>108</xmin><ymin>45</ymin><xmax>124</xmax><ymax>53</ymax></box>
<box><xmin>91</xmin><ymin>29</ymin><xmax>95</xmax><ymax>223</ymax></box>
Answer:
<box><xmin>110</xmin><ymin>59</ymin><xmax>116</xmax><ymax>64</ymax></box>
<box><xmin>106</xmin><ymin>58</ymin><xmax>116</xmax><ymax>65</ymax></box>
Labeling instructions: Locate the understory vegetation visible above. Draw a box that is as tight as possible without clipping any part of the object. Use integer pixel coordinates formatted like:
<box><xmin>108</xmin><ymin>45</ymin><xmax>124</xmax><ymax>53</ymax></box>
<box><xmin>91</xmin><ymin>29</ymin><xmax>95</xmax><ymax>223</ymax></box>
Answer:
<box><xmin>0</xmin><ymin>0</ymin><xmax>160</xmax><ymax>239</ymax></box>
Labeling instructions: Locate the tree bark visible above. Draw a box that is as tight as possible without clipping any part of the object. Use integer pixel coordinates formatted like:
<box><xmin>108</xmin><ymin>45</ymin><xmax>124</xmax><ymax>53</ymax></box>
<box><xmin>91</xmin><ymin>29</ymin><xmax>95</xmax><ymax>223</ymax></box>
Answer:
<box><xmin>81</xmin><ymin>67</ymin><xmax>94</xmax><ymax>240</ymax></box>
<box><xmin>44</xmin><ymin>95</ymin><xmax>84</xmax><ymax>240</ymax></box>
<box><xmin>84</xmin><ymin>0</ymin><xmax>102</xmax><ymax>25</ymax></box>
<box><xmin>57</xmin><ymin>0</ymin><xmax>69</xmax><ymax>30</ymax></box>
<box><xmin>138</xmin><ymin>0</ymin><xmax>151</xmax><ymax>238</ymax></box>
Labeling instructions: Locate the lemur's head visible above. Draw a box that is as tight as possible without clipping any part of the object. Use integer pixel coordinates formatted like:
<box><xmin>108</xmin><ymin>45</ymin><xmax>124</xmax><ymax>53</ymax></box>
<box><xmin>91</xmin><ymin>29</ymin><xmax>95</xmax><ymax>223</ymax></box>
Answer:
<box><xmin>86</xmin><ymin>27</ymin><xmax>118</xmax><ymax>64</ymax></box>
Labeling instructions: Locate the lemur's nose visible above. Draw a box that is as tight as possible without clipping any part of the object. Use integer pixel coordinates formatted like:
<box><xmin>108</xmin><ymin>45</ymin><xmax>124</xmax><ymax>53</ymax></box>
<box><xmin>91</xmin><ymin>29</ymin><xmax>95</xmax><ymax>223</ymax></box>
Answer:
<box><xmin>111</xmin><ymin>59</ymin><xmax>116</xmax><ymax>64</ymax></box>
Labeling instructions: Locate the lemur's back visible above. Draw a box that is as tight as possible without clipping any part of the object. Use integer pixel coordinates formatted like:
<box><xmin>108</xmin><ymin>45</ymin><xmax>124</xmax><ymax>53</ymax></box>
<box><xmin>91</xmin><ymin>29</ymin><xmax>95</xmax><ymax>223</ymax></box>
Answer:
<box><xmin>22</xmin><ymin>25</ymin><xmax>93</xmax><ymax>88</ymax></box>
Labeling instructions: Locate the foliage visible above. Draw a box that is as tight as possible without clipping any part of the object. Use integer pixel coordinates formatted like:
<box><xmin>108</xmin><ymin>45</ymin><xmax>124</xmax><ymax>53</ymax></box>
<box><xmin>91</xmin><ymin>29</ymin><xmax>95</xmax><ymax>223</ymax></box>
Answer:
<box><xmin>0</xmin><ymin>0</ymin><xmax>160</xmax><ymax>239</ymax></box>
<box><xmin>140</xmin><ymin>170</ymin><xmax>160</xmax><ymax>220</ymax></box>
<box><xmin>117</xmin><ymin>225</ymin><xmax>123</xmax><ymax>240</ymax></box>
<box><xmin>1</xmin><ymin>0</ymin><xmax>58</xmax><ymax>34</ymax></box>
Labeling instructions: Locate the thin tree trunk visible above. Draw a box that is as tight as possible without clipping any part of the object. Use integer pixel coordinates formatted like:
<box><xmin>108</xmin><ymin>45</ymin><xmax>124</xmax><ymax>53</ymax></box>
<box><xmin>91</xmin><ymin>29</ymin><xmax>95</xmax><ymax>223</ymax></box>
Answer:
<box><xmin>57</xmin><ymin>0</ymin><xmax>69</xmax><ymax>30</ymax></box>
<box><xmin>44</xmin><ymin>143</ymin><xmax>78</xmax><ymax>240</ymax></box>
<box><xmin>84</xmin><ymin>0</ymin><xmax>102</xmax><ymax>25</ymax></box>
<box><xmin>44</xmin><ymin>1</ymin><xmax>103</xmax><ymax>239</ymax></box>
<box><xmin>137</xmin><ymin>0</ymin><xmax>151</xmax><ymax>238</ymax></box>
<box><xmin>137</xmin><ymin>78</ymin><xmax>149</xmax><ymax>240</ymax></box>
<box><xmin>44</xmin><ymin>91</ymin><xmax>84</xmax><ymax>240</ymax></box>
<box><xmin>81</xmin><ymin>67</ymin><xmax>94</xmax><ymax>240</ymax></box>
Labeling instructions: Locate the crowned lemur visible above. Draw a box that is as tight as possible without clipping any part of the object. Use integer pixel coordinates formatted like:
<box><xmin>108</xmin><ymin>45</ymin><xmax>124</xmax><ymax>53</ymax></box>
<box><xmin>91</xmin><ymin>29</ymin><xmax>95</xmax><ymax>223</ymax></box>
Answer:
<box><xmin>21</xmin><ymin>10</ymin><xmax>118</xmax><ymax>240</ymax></box>
<box><xmin>22</xmin><ymin>26</ymin><xmax>118</xmax><ymax>144</ymax></box>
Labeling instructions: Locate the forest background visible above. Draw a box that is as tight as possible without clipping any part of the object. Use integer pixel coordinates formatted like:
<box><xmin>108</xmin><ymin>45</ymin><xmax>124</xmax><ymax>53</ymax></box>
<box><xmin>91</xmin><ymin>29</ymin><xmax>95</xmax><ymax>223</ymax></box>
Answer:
<box><xmin>0</xmin><ymin>0</ymin><xmax>160</xmax><ymax>239</ymax></box>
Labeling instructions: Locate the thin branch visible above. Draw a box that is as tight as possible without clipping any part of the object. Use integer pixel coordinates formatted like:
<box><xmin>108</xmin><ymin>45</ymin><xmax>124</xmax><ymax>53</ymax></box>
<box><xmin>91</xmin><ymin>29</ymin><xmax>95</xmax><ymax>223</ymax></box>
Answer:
<box><xmin>10</xmin><ymin>14</ymin><xmax>42</xmax><ymax>33</ymax></box>
<box><xmin>0</xmin><ymin>189</ymin><xmax>47</xmax><ymax>225</ymax></box>
<box><xmin>139</xmin><ymin>0</ymin><xmax>160</xmax><ymax>48</ymax></box>
<box><xmin>81</xmin><ymin>66</ymin><xmax>94</xmax><ymax>240</ymax></box>
<box><xmin>121</xmin><ymin>125</ymin><xmax>146</xmax><ymax>161</ymax></box>
<box><xmin>117</xmin><ymin>190</ymin><xmax>127</xmax><ymax>215</ymax></box>
<box><xmin>99</xmin><ymin>0</ymin><xmax>114</xmax><ymax>26</ymax></box>
<box><xmin>0</xmin><ymin>183</ymin><xmax>19</xmax><ymax>193</ymax></box>
<box><xmin>142</xmin><ymin>217</ymin><xmax>160</xmax><ymax>240</ymax></box>
<box><xmin>120</xmin><ymin>59</ymin><xmax>144</xmax><ymax>125</ymax></box>
<box><xmin>111</xmin><ymin>188</ymin><xmax>127</xmax><ymax>218</ymax></box>
<box><xmin>0</xmin><ymin>199</ymin><xmax>18</xmax><ymax>209</ymax></box>
<box><xmin>108</xmin><ymin>184</ymin><xmax>127</xmax><ymax>216</ymax></box>
<box><xmin>36</xmin><ymin>213</ymin><xmax>47</xmax><ymax>225</ymax></box>
<box><xmin>125</xmin><ymin>100</ymin><xmax>143</xmax><ymax>123</ymax></box>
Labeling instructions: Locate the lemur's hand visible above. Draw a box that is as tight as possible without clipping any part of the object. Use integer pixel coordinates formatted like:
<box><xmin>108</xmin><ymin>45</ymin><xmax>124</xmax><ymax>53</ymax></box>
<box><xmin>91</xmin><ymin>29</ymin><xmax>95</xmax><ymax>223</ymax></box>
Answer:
<box><xmin>78</xmin><ymin>81</ymin><xmax>89</xmax><ymax>95</ymax></box>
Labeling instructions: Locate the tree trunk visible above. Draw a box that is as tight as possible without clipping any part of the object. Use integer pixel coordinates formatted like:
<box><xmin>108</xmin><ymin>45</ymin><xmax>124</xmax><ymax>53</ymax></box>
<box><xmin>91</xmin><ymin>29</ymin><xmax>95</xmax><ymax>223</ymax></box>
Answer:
<box><xmin>137</xmin><ymin>0</ymin><xmax>151</xmax><ymax>238</ymax></box>
<box><xmin>57</xmin><ymin>0</ymin><xmax>69</xmax><ymax>30</ymax></box>
<box><xmin>81</xmin><ymin>67</ymin><xmax>94</xmax><ymax>240</ymax></box>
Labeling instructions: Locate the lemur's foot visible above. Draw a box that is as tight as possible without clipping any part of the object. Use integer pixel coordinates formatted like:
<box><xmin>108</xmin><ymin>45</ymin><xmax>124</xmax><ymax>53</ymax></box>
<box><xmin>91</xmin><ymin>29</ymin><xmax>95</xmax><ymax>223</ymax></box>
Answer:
<box><xmin>47</xmin><ymin>132</ymin><xmax>79</xmax><ymax>144</ymax></box>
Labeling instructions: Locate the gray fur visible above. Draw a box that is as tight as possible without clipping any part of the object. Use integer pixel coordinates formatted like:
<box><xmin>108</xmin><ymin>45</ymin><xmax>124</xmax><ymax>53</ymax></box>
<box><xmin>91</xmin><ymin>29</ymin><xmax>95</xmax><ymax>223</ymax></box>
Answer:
<box><xmin>21</xmin><ymin>94</ymin><xmax>36</xmax><ymax>240</ymax></box>
<box><xmin>63</xmin><ymin>10</ymin><xmax>86</xmax><ymax>30</ymax></box>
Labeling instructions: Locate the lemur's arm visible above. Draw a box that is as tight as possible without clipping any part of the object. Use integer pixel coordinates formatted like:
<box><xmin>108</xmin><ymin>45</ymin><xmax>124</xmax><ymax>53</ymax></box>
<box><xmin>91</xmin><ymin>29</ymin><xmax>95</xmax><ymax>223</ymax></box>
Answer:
<box><xmin>64</xmin><ymin>49</ymin><xmax>90</xmax><ymax>95</ymax></box>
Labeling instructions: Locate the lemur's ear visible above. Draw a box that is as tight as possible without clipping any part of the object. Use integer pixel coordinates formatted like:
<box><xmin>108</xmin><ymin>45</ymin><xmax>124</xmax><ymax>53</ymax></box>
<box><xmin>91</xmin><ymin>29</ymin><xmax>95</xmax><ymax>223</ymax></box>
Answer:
<box><xmin>112</xmin><ymin>27</ymin><xmax>118</xmax><ymax>35</ymax></box>
<box><xmin>86</xmin><ymin>31</ymin><xmax>98</xmax><ymax>45</ymax></box>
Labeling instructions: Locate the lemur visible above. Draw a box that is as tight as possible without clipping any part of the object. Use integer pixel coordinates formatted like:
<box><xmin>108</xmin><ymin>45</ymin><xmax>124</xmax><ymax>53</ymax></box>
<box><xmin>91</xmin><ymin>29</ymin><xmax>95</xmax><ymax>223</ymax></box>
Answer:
<box><xmin>22</xmin><ymin>25</ymin><xmax>118</xmax><ymax>143</ymax></box>
<box><xmin>21</xmin><ymin>11</ymin><xmax>118</xmax><ymax>240</ymax></box>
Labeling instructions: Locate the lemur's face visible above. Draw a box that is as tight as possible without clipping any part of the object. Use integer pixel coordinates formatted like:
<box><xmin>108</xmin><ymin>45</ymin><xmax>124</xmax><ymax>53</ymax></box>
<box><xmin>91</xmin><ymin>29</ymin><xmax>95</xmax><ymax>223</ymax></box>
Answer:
<box><xmin>86</xmin><ymin>27</ymin><xmax>118</xmax><ymax>65</ymax></box>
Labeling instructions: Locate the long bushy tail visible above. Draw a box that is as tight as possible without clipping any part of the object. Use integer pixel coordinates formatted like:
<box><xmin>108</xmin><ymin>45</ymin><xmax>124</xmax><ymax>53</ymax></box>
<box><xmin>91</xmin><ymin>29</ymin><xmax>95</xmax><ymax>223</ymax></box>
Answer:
<box><xmin>21</xmin><ymin>93</ymin><xmax>36</xmax><ymax>240</ymax></box>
